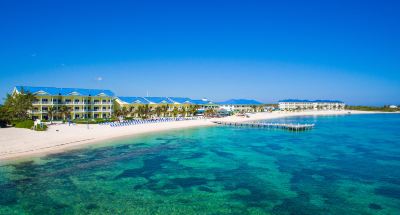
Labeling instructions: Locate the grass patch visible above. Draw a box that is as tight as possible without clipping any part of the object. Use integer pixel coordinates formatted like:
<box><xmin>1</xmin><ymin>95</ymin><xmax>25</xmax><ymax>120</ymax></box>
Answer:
<box><xmin>72</xmin><ymin>118</ymin><xmax>116</xmax><ymax>124</ymax></box>
<box><xmin>14</xmin><ymin>120</ymin><xmax>34</xmax><ymax>129</ymax></box>
<box><xmin>13</xmin><ymin>120</ymin><xmax>48</xmax><ymax>131</ymax></box>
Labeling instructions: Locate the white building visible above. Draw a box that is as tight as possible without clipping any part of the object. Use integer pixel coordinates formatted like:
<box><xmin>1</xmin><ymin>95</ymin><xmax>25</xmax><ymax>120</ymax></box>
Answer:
<box><xmin>278</xmin><ymin>99</ymin><xmax>345</xmax><ymax>111</ymax></box>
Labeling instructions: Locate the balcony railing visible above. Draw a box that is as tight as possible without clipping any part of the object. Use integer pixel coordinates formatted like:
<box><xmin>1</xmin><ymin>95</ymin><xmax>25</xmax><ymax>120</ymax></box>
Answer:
<box><xmin>30</xmin><ymin>109</ymin><xmax>112</xmax><ymax>114</ymax></box>
<box><xmin>32</xmin><ymin>101</ymin><xmax>113</xmax><ymax>105</ymax></box>
<box><xmin>31</xmin><ymin>110</ymin><xmax>48</xmax><ymax>113</ymax></box>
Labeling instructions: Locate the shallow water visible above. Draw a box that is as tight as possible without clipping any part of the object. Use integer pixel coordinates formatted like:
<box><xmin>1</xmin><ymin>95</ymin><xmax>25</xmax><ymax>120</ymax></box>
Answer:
<box><xmin>1</xmin><ymin>114</ymin><xmax>400</xmax><ymax>214</ymax></box>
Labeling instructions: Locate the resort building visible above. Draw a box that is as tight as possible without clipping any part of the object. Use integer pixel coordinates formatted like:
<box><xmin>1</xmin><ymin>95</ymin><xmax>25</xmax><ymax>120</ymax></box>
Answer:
<box><xmin>13</xmin><ymin>86</ymin><xmax>115</xmax><ymax>120</ymax></box>
<box><xmin>278</xmin><ymin>99</ymin><xmax>345</xmax><ymax>111</ymax></box>
<box><xmin>114</xmin><ymin>96</ymin><xmax>218</xmax><ymax>117</ymax></box>
<box><xmin>189</xmin><ymin>98</ymin><xmax>219</xmax><ymax>113</ymax></box>
<box><xmin>217</xmin><ymin>99</ymin><xmax>264</xmax><ymax>113</ymax></box>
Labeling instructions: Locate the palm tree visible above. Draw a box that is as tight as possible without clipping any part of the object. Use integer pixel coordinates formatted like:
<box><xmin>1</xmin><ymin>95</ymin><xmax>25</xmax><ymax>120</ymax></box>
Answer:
<box><xmin>251</xmin><ymin>105</ymin><xmax>257</xmax><ymax>112</ymax></box>
<box><xmin>172</xmin><ymin>107</ymin><xmax>179</xmax><ymax>117</ymax></box>
<box><xmin>136</xmin><ymin>104</ymin><xmax>151</xmax><ymax>119</ymax></box>
<box><xmin>58</xmin><ymin>105</ymin><xmax>71</xmax><ymax>121</ymax></box>
<box><xmin>120</xmin><ymin>107</ymin><xmax>129</xmax><ymax>119</ymax></box>
<box><xmin>179</xmin><ymin>107</ymin><xmax>186</xmax><ymax>117</ymax></box>
<box><xmin>113</xmin><ymin>109</ymin><xmax>122</xmax><ymax>118</ymax></box>
<box><xmin>129</xmin><ymin>106</ymin><xmax>137</xmax><ymax>118</ymax></box>
<box><xmin>154</xmin><ymin>106</ymin><xmax>163</xmax><ymax>117</ymax></box>
<box><xmin>204</xmin><ymin>109</ymin><xmax>216</xmax><ymax>117</ymax></box>
<box><xmin>188</xmin><ymin>105</ymin><xmax>199</xmax><ymax>116</ymax></box>
<box><xmin>161</xmin><ymin>105</ymin><xmax>169</xmax><ymax>117</ymax></box>
<box><xmin>47</xmin><ymin>106</ymin><xmax>57</xmax><ymax>123</ymax></box>
<box><xmin>135</xmin><ymin>105</ymin><xmax>143</xmax><ymax>118</ymax></box>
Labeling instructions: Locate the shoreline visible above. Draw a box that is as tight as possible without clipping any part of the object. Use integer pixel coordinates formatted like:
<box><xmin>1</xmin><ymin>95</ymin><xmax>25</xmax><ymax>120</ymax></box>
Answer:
<box><xmin>0</xmin><ymin>110</ymin><xmax>395</xmax><ymax>162</ymax></box>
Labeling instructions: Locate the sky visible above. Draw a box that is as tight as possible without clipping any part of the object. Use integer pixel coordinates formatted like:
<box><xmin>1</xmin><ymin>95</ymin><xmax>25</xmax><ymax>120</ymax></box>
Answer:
<box><xmin>0</xmin><ymin>0</ymin><xmax>399</xmax><ymax>105</ymax></box>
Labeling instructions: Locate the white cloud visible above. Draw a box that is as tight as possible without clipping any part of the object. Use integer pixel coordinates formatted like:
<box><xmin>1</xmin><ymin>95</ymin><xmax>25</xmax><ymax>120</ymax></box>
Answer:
<box><xmin>96</xmin><ymin>77</ymin><xmax>103</xmax><ymax>81</ymax></box>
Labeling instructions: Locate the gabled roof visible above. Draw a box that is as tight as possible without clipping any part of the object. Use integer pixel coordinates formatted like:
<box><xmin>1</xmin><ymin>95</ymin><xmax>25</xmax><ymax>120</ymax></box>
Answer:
<box><xmin>117</xmin><ymin>96</ymin><xmax>217</xmax><ymax>105</ymax></box>
<box><xmin>279</xmin><ymin>99</ymin><xmax>344</xmax><ymax>103</ymax></box>
<box><xmin>190</xmin><ymin>99</ymin><xmax>215</xmax><ymax>105</ymax></box>
<box><xmin>117</xmin><ymin>97</ymin><xmax>149</xmax><ymax>104</ymax></box>
<box><xmin>144</xmin><ymin>97</ymin><xmax>174</xmax><ymax>104</ymax></box>
<box><xmin>217</xmin><ymin>99</ymin><xmax>263</xmax><ymax>105</ymax></box>
<box><xmin>15</xmin><ymin>86</ymin><xmax>115</xmax><ymax>97</ymax></box>
<box><xmin>168</xmin><ymin>97</ymin><xmax>193</xmax><ymax>104</ymax></box>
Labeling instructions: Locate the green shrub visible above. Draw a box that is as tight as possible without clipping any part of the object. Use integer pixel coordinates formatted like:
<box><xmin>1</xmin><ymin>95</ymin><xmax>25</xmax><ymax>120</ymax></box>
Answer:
<box><xmin>15</xmin><ymin>120</ymin><xmax>34</xmax><ymax>129</ymax></box>
<box><xmin>34</xmin><ymin>124</ymin><xmax>48</xmax><ymax>131</ymax></box>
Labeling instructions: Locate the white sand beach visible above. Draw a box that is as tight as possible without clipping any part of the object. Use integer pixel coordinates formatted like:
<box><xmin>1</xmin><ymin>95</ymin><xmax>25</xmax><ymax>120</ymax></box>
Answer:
<box><xmin>0</xmin><ymin>110</ymin><xmax>385</xmax><ymax>161</ymax></box>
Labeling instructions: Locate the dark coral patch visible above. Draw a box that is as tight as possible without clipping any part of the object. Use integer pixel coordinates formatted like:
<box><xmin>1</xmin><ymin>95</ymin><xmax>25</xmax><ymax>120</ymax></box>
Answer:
<box><xmin>86</xmin><ymin>203</ymin><xmax>99</xmax><ymax>210</ymax></box>
<box><xmin>368</xmin><ymin>203</ymin><xmax>383</xmax><ymax>210</ymax></box>
<box><xmin>169</xmin><ymin>177</ymin><xmax>209</xmax><ymax>188</ymax></box>
<box><xmin>374</xmin><ymin>186</ymin><xmax>400</xmax><ymax>199</ymax></box>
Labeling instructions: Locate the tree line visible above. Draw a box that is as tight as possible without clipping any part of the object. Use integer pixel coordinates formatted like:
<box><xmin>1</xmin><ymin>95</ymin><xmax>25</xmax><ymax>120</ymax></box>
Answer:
<box><xmin>346</xmin><ymin>105</ymin><xmax>400</xmax><ymax>112</ymax></box>
<box><xmin>114</xmin><ymin>104</ymin><xmax>201</xmax><ymax>119</ymax></box>
<box><xmin>0</xmin><ymin>90</ymin><xmax>35</xmax><ymax>127</ymax></box>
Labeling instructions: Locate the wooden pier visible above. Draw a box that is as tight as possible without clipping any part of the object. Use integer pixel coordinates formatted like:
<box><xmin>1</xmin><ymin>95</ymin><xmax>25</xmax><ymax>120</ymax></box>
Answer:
<box><xmin>213</xmin><ymin>121</ymin><xmax>315</xmax><ymax>131</ymax></box>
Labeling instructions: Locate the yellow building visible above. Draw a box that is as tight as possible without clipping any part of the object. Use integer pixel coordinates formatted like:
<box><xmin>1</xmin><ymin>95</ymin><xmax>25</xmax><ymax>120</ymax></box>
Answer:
<box><xmin>13</xmin><ymin>86</ymin><xmax>115</xmax><ymax>120</ymax></box>
<box><xmin>115</xmin><ymin>97</ymin><xmax>218</xmax><ymax>117</ymax></box>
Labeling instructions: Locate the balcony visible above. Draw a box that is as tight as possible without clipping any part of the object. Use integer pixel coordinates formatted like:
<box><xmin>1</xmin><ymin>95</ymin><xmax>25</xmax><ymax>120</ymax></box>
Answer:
<box><xmin>32</xmin><ymin>101</ymin><xmax>113</xmax><ymax>106</ymax></box>
<box><xmin>72</xmin><ymin>110</ymin><xmax>85</xmax><ymax>113</ymax></box>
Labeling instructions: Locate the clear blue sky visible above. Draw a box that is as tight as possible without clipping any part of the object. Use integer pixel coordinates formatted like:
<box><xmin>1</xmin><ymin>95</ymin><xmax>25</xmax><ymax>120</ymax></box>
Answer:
<box><xmin>1</xmin><ymin>0</ymin><xmax>399</xmax><ymax>105</ymax></box>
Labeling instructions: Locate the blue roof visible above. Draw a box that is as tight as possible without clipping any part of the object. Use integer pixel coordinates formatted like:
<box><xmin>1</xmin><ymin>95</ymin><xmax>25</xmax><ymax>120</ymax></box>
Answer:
<box><xmin>279</xmin><ymin>99</ymin><xmax>344</xmax><ymax>103</ymax></box>
<box><xmin>15</xmin><ymin>86</ymin><xmax>115</xmax><ymax>97</ymax></box>
<box><xmin>191</xmin><ymin>99</ymin><xmax>215</xmax><ymax>105</ymax></box>
<box><xmin>118</xmin><ymin>97</ymin><xmax>149</xmax><ymax>104</ymax></box>
<box><xmin>118</xmin><ymin>96</ymin><xmax>217</xmax><ymax>105</ymax></box>
<box><xmin>144</xmin><ymin>97</ymin><xmax>174</xmax><ymax>104</ymax></box>
<box><xmin>217</xmin><ymin>99</ymin><xmax>263</xmax><ymax>105</ymax></box>
<box><xmin>168</xmin><ymin>97</ymin><xmax>193</xmax><ymax>104</ymax></box>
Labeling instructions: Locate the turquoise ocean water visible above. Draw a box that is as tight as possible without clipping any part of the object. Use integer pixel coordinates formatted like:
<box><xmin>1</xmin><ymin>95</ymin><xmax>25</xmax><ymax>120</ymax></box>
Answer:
<box><xmin>0</xmin><ymin>114</ymin><xmax>400</xmax><ymax>214</ymax></box>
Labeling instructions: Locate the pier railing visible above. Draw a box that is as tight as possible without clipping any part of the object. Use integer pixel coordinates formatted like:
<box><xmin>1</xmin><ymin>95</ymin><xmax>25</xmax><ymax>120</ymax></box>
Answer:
<box><xmin>213</xmin><ymin>121</ymin><xmax>315</xmax><ymax>131</ymax></box>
